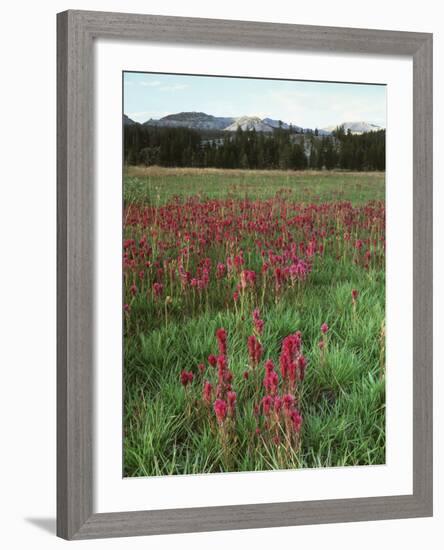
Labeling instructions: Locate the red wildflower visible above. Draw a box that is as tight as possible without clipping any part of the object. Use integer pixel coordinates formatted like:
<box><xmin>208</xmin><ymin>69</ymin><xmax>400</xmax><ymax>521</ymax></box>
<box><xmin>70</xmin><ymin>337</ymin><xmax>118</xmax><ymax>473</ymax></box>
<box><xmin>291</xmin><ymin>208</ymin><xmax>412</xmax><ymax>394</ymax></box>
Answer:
<box><xmin>262</xmin><ymin>395</ymin><xmax>273</xmax><ymax>416</ymax></box>
<box><xmin>234</xmin><ymin>254</ymin><xmax>244</xmax><ymax>270</ymax></box>
<box><xmin>153</xmin><ymin>282</ymin><xmax>163</xmax><ymax>298</ymax></box>
<box><xmin>224</xmin><ymin>370</ymin><xmax>233</xmax><ymax>384</ymax></box>
<box><xmin>203</xmin><ymin>381</ymin><xmax>212</xmax><ymax>404</ymax></box>
<box><xmin>263</xmin><ymin>360</ymin><xmax>279</xmax><ymax>395</ymax></box>
<box><xmin>227</xmin><ymin>391</ymin><xmax>237</xmax><ymax>416</ymax></box>
<box><xmin>247</xmin><ymin>335</ymin><xmax>263</xmax><ymax>367</ymax></box>
<box><xmin>279</xmin><ymin>332</ymin><xmax>302</xmax><ymax>384</ymax></box>
<box><xmin>252</xmin><ymin>308</ymin><xmax>265</xmax><ymax>335</ymax></box>
<box><xmin>216</xmin><ymin>328</ymin><xmax>227</xmax><ymax>355</ymax></box>
<box><xmin>216</xmin><ymin>262</ymin><xmax>226</xmax><ymax>279</ymax></box>
<box><xmin>274</xmin><ymin>396</ymin><xmax>283</xmax><ymax>414</ymax></box>
<box><xmin>180</xmin><ymin>370</ymin><xmax>194</xmax><ymax>387</ymax></box>
<box><xmin>240</xmin><ymin>269</ymin><xmax>256</xmax><ymax>289</ymax></box>
<box><xmin>283</xmin><ymin>394</ymin><xmax>295</xmax><ymax>412</ymax></box>
<box><xmin>274</xmin><ymin>267</ymin><xmax>283</xmax><ymax>291</ymax></box>
<box><xmin>213</xmin><ymin>399</ymin><xmax>228</xmax><ymax>424</ymax></box>
<box><xmin>306</xmin><ymin>240</ymin><xmax>316</xmax><ymax>257</ymax></box>
<box><xmin>289</xmin><ymin>259</ymin><xmax>310</xmax><ymax>281</ymax></box>
<box><xmin>216</xmin><ymin>354</ymin><xmax>227</xmax><ymax>374</ymax></box>
<box><xmin>290</xmin><ymin>409</ymin><xmax>303</xmax><ymax>432</ymax></box>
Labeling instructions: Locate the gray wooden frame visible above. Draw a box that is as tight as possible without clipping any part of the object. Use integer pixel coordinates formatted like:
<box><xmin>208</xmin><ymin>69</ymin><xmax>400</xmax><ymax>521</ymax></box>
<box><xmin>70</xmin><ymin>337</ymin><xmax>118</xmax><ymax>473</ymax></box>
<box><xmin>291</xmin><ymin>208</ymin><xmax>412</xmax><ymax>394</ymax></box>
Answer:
<box><xmin>57</xmin><ymin>9</ymin><xmax>433</xmax><ymax>540</ymax></box>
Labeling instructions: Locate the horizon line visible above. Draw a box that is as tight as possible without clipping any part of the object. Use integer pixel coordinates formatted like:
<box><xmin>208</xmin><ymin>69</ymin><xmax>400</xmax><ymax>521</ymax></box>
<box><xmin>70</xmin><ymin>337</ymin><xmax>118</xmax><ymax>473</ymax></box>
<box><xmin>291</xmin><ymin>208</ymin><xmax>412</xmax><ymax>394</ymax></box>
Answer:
<box><xmin>123</xmin><ymin>112</ymin><xmax>386</xmax><ymax>131</ymax></box>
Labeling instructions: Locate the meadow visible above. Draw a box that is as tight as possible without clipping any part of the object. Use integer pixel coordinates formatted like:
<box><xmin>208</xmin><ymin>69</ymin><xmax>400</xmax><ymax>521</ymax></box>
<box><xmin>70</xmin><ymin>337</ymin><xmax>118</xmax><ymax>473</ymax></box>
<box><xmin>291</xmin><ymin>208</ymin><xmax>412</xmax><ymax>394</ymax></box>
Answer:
<box><xmin>123</xmin><ymin>167</ymin><xmax>386</xmax><ymax>477</ymax></box>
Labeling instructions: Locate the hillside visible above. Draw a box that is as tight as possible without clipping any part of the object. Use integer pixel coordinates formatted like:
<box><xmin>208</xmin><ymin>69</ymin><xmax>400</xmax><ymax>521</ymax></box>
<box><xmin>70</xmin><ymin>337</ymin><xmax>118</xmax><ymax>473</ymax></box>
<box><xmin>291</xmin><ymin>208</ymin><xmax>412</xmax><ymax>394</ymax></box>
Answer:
<box><xmin>124</xmin><ymin>111</ymin><xmax>384</xmax><ymax>136</ymax></box>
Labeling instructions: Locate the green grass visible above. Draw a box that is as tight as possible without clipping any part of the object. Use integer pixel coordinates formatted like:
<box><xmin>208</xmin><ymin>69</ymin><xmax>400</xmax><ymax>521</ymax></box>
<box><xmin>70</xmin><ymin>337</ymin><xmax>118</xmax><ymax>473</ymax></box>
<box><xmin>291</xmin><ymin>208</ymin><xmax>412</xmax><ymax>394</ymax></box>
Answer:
<box><xmin>124</xmin><ymin>166</ymin><xmax>385</xmax><ymax>205</ymax></box>
<box><xmin>123</xmin><ymin>167</ymin><xmax>385</xmax><ymax>476</ymax></box>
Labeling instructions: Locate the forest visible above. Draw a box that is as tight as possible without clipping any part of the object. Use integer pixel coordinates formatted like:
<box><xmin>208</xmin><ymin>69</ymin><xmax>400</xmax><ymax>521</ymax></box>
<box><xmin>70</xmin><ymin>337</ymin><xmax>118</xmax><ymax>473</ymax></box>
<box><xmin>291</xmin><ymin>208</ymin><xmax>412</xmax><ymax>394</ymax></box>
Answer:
<box><xmin>123</xmin><ymin>123</ymin><xmax>385</xmax><ymax>171</ymax></box>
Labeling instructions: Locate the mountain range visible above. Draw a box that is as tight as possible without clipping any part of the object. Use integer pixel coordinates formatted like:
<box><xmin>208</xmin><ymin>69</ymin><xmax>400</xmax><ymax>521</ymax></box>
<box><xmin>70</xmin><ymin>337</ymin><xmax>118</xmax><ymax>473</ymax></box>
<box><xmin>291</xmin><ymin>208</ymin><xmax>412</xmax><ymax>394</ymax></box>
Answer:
<box><xmin>322</xmin><ymin>121</ymin><xmax>384</xmax><ymax>134</ymax></box>
<box><xmin>143</xmin><ymin>112</ymin><xmax>234</xmax><ymax>130</ymax></box>
<box><xmin>124</xmin><ymin>111</ymin><xmax>384</xmax><ymax>135</ymax></box>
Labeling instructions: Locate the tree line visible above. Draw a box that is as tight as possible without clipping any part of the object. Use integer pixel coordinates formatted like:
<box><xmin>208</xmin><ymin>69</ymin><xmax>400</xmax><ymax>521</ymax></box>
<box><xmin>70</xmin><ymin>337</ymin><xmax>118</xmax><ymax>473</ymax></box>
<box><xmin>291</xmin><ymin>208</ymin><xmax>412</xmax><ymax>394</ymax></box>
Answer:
<box><xmin>124</xmin><ymin>124</ymin><xmax>385</xmax><ymax>171</ymax></box>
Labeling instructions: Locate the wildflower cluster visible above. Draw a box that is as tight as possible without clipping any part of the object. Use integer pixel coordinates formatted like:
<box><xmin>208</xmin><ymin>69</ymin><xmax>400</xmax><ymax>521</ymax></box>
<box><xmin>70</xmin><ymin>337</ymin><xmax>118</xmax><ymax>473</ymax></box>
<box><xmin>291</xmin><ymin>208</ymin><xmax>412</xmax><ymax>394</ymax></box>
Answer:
<box><xmin>123</xmin><ymin>197</ymin><xmax>384</xmax><ymax>322</ymax></box>
<box><xmin>179</xmin><ymin>309</ymin><xmax>307</xmax><ymax>464</ymax></box>
<box><xmin>123</xmin><ymin>184</ymin><xmax>385</xmax><ymax>475</ymax></box>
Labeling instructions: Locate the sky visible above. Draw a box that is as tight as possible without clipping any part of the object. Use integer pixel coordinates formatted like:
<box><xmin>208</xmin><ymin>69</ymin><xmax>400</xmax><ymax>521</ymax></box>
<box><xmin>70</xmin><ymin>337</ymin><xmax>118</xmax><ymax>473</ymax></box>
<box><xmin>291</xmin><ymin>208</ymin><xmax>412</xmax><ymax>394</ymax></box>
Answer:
<box><xmin>123</xmin><ymin>72</ymin><xmax>386</xmax><ymax>129</ymax></box>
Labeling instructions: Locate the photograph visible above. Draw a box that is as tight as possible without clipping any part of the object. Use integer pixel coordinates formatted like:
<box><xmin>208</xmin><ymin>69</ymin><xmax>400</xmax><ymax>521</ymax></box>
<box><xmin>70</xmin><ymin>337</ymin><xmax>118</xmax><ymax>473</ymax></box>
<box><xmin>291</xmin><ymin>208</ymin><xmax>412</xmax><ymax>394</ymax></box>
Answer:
<box><xmin>0</xmin><ymin>1</ymin><xmax>436</xmax><ymax>544</ymax></box>
<box><xmin>122</xmin><ymin>71</ymin><xmax>386</xmax><ymax>477</ymax></box>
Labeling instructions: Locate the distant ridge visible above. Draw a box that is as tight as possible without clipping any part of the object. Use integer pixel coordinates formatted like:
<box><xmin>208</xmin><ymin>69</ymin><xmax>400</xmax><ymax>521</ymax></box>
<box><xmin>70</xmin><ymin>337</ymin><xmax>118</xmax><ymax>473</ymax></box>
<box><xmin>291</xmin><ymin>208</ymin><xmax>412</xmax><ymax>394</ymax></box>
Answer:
<box><xmin>123</xmin><ymin>114</ymin><xmax>136</xmax><ymax>126</ymax></box>
<box><xmin>123</xmin><ymin>111</ymin><xmax>384</xmax><ymax>135</ymax></box>
<box><xmin>322</xmin><ymin>121</ymin><xmax>384</xmax><ymax>135</ymax></box>
<box><xmin>143</xmin><ymin>112</ymin><xmax>235</xmax><ymax>131</ymax></box>
<box><xmin>224</xmin><ymin>116</ymin><xmax>274</xmax><ymax>132</ymax></box>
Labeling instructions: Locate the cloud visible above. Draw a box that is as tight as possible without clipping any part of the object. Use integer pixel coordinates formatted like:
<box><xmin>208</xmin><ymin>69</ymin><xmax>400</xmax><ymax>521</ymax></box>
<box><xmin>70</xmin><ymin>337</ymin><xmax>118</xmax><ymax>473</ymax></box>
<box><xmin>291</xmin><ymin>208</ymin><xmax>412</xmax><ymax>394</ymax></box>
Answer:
<box><xmin>137</xmin><ymin>81</ymin><xmax>189</xmax><ymax>91</ymax></box>
<box><xmin>159</xmin><ymin>84</ymin><xmax>189</xmax><ymax>92</ymax></box>
<box><xmin>140</xmin><ymin>80</ymin><xmax>161</xmax><ymax>87</ymax></box>
<box><xmin>265</xmin><ymin>88</ymin><xmax>385</xmax><ymax>128</ymax></box>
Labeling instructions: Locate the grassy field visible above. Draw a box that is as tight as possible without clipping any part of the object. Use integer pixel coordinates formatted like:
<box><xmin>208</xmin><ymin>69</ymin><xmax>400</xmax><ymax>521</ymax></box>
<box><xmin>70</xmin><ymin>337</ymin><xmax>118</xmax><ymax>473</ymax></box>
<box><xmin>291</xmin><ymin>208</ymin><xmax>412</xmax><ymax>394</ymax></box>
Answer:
<box><xmin>123</xmin><ymin>167</ymin><xmax>385</xmax><ymax>477</ymax></box>
<box><xmin>124</xmin><ymin>165</ymin><xmax>385</xmax><ymax>205</ymax></box>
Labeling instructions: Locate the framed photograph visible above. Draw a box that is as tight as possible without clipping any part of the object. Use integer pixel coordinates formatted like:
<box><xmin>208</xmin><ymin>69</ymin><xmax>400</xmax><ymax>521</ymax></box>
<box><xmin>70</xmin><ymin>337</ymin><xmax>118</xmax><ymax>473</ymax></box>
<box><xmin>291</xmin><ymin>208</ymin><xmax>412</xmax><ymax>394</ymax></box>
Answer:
<box><xmin>57</xmin><ymin>10</ymin><xmax>433</xmax><ymax>540</ymax></box>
